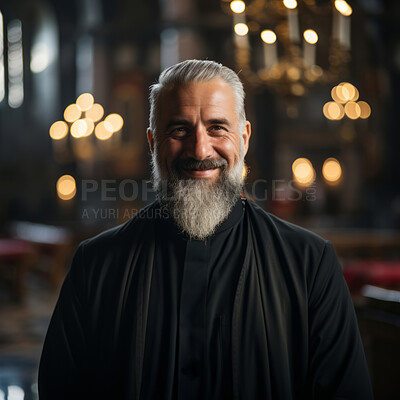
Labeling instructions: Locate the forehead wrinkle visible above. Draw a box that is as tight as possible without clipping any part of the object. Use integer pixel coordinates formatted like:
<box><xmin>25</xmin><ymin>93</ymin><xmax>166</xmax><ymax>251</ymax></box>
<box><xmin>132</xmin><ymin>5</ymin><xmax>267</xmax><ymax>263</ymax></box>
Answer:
<box><xmin>157</xmin><ymin>80</ymin><xmax>239</xmax><ymax>132</ymax></box>
<box><xmin>164</xmin><ymin>80</ymin><xmax>235</xmax><ymax>106</ymax></box>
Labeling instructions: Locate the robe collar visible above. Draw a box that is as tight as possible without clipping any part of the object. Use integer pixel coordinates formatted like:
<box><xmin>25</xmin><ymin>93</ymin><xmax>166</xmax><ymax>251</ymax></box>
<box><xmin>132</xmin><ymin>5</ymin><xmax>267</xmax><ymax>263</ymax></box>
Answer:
<box><xmin>213</xmin><ymin>196</ymin><xmax>245</xmax><ymax>235</ymax></box>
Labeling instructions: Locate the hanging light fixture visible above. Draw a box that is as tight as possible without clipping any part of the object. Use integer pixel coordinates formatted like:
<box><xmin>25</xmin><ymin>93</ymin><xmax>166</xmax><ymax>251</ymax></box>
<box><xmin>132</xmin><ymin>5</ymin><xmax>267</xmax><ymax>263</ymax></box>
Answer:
<box><xmin>221</xmin><ymin>0</ymin><xmax>353</xmax><ymax>96</ymax></box>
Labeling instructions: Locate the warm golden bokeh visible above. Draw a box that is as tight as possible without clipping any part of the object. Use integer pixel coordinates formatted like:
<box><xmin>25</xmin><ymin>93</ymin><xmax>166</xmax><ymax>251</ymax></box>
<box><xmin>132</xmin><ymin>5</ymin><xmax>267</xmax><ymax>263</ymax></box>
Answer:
<box><xmin>358</xmin><ymin>101</ymin><xmax>371</xmax><ymax>119</ymax></box>
<box><xmin>287</xmin><ymin>66</ymin><xmax>301</xmax><ymax>81</ymax></box>
<box><xmin>331</xmin><ymin>85</ymin><xmax>348</xmax><ymax>104</ymax></box>
<box><xmin>76</xmin><ymin>93</ymin><xmax>94</xmax><ymax>111</ymax></box>
<box><xmin>70</xmin><ymin>119</ymin><xmax>88</xmax><ymax>138</ymax></box>
<box><xmin>105</xmin><ymin>113</ymin><xmax>124</xmax><ymax>132</ymax></box>
<box><xmin>325</xmin><ymin>82</ymin><xmax>368</xmax><ymax>121</ymax></box>
<box><xmin>283</xmin><ymin>0</ymin><xmax>297</xmax><ymax>10</ymax></box>
<box><xmin>56</xmin><ymin>175</ymin><xmax>76</xmax><ymax>200</ymax></box>
<box><xmin>303</xmin><ymin>29</ymin><xmax>318</xmax><ymax>44</ymax></box>
<box><xmin>49</xmin><ymin>121</ymin><xmax>68</xmax><ymax>140</ymax></box>
<box><xmin>95</xmin><ymin>121</ymin><xmax>114</xmax><ymax>140</ymax></box>
<box><xmin>345</xmin><ymin>101</ymin><xmax>361</xmax><ymax>119</ymax></box>
<box><xmin>334</xmin><ymin>0</ymin><xmax>352</xmax><ymax>16</ymax></box>
<box><xmin>323</xmin><ymin>101</ymin><xmax>344</xmax><ymax>120</ymax></box>
<box><xmin>234</xmin><ymin>23</ymin><xmax>249</xmax><ymax>36</ymax></box>
<box><xmin>341</xmin><ymin>82</ymin><xmax>357</xmax><ymax>101</ymax></box>
<box><xmin>63</xmin><ymin>104</ymin><xmax>81</xmax><ymax>123</ymax></box>
<box><xmin>261</xmin><ymin>30</ymin><xmax>277</xmax><ymax>44</ymax></box>
<box><xmin>82</xmin><ymin>117</ymin><xmax>95</xmax><ymax>136</ymax></box>
<box><xmin>230</xmin><ymin>0</ymin><xmax>245</xmax><ymax>13</ymax></box>
<box><xmin>85</xmin><ymin>103</ymin><xmax>104</xmax><ymax>122</ymax></box>
<box><xmin>292</xmin><ymin>158</ymin><xmax>315</xmax><ymax>186</ymax></box>
<box><xmin>322</xmin><ymin>158</ymin><xmax>342</xmax><ymax>183</ymax></box>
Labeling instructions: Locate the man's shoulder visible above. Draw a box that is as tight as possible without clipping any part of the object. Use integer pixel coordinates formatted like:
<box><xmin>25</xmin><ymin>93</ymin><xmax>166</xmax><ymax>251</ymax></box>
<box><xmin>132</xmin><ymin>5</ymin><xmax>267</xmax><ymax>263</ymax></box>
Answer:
<box><xmin>246</xmin><ymin>199</ymin><xmax>328</xmax><ymax>252</ymax></box>
<box><xmin>245</xmin><ymin>199</ymin><xmax>336</xmax><ymax>286</ymax></box>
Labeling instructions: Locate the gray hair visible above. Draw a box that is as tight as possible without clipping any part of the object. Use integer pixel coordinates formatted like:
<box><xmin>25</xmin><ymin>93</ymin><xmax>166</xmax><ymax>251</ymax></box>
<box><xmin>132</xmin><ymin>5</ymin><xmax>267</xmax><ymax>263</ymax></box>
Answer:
<box><xmin>149</xmin><ymin>59</ymin><xmax>246</xmax><ymax>136</ymax></box>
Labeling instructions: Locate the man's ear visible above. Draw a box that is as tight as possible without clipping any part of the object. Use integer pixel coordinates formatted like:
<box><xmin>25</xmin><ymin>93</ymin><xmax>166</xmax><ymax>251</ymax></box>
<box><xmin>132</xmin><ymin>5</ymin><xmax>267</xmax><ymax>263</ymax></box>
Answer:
<box><xmin>242</xmin><ymin>121</ymin><xmax>251</xmax><ymax>156</ymax></box>
<box><xmin>147</xmin><ymin>128</ymin><xmax>155</xmax><ymax>153</ymax></box>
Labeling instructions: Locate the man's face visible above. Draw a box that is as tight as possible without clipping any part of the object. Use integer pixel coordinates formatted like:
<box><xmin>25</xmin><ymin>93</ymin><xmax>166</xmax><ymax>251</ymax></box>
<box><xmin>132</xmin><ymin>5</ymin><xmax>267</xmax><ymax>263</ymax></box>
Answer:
<box><xmin>147</xmin><ymin>79</ymin><xmax>251</xmax><ymax>182</ymax></box>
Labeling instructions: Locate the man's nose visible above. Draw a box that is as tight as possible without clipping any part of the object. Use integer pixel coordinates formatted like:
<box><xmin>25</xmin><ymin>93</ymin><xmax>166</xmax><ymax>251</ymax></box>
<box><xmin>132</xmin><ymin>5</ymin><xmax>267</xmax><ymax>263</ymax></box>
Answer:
<box><xmin>186</xmin><ymin>126</ymin><xmax>213</xmax><ymax>160</ymax></box>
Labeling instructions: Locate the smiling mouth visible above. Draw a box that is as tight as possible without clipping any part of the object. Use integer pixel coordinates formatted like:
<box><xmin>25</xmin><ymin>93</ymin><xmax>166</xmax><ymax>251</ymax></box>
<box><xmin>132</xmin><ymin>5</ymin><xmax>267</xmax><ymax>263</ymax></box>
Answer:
<box><xmin>175</xmin><ymin>158</ymin><xmax>227</xmax><ymax>179</ymax></box>
<box><xmin>182</xmin><ymin>168</ymin><xmax>219</xmax><ymax>178</ymax></box>
<box><xmin>176</xmin><ymin>158</ymin><xmax>227</xmax><ymax>171</ymax></box>
<box><xmin>183</xmin><ymin>165</ymin><xmax>218</xmax><ymax>171</ymax></box>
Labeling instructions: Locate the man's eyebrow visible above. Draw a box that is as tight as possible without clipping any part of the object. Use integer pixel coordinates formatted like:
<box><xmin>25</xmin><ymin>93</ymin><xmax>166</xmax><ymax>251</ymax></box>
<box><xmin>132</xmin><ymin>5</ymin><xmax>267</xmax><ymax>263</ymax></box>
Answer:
<box><xmin>165</xmin><ymin>119</ymin><xmax>191</xmax><ymax>129</ymax></box>
<box><xmin>206</xmin><ymin>118</ymin><xmax>232</xmax><ymax>127</ymax></box>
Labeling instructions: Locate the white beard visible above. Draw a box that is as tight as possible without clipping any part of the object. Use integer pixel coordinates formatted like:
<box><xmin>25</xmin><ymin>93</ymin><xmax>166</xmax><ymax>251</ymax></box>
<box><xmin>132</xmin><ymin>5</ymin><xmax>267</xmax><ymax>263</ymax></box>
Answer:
<box><xmin>151</xmin><ymin>146</ymin><xmax>245</xmax><ymax>240</ymax></box>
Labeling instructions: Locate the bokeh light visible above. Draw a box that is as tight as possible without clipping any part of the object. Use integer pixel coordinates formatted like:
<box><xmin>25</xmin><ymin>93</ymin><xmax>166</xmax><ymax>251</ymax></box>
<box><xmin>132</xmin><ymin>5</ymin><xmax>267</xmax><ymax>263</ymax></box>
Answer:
<box><xmin>323</xmin><ymin>101</ymin><xmax>344</xmax><ymax>120</ymax></box>
<box><xmin>49</xmin><ymin>121</ymin><xmax>68</xmax><ymax>140</ymax></box>
<box><xmin>283</xmin><ymin>0</ymin><xmax>297</xmax><ymax>10</ymax></box>
<box><xmin>331</xmin><ymin>83</ymin><xmax>359</xmax><ymax>103</ymax></box>
<box><xmin>234</xmin><ymin>23</ymin><xmax>249</xmax><ymax>36</ymax></box>
<box><xmin>335</xmin><ymin>0</ymin><xmax>352</xmax><ymax>16</ymax></box>
<box><xmin>350</xmin><ymin>86</ymin><xmax>359</xmax><ymax>101</ymax></box>
<box><xmin>292</xmin><ymin>157</ymin><xmax>315</xmax><ymax>186</ymax></box>
<box><xmin>341</xmin><ymin>82</ymin><xmax>357</xmax><ymax>101</ymax></box>
<box><xmin>261</xmin><ymin>30</ymin><xmax>277</xmax><ymax>44</ymax></box>
<box><xmin>326</xmin><ymin>82</ymin><xmax>367</xmax><ymax>121</ymax></box>
<box><xmin>51</xmin><ymin>94</ymin><xmax>127</xmax><ymax>155</ymax></box>
<box><xmin>85</xmin><ymin>103</ymin><xmax>104</xmax><ymax>122</ymax></box>
<box><xmin>95</xmin><ymin>121</ymin><xmax>114</xmax><ymax>140</ymax></box>
<box><xmin>56</xmin><ymin>175</ymin><xmax>76</xmax><ymax>200</ymax></box>
<box><xmin>105</xmin><ymin>113</ymin><xmax>124</xmax><ymax>132</ymax></box>
<box><xmin>82</xmin><ymin>117</ymin><xmax>95</xmax><ymax>136</ymax></box>
<box><xmin>76</xmin><ymin>93</ymin><xmax>94</xmax><ymax>111</ymax></box>
<box><xmin>331</xmin><ymin>85</ymin><xmax>348</xmax><ymax>103</ymax></box>
<box><xmin>358</xmin><ymin>101</ymin><xmax>371</xmax><ymax>119</ymax></box>
<box><xmin>287</xmin><ymin>66</ymin><xmax>301</xmax><ymax>81</ymax></box>
<box><xmin>64</xmin><ymin>104</ymin><xmax>81</xmax><ymax>123</ymax></box>
<box><xmin>230</xmin><ymin>0</ymin><xmax>245</xmax><ymax>13</ymax></box>
<box><xmin>344</xmin><ymin>101</ymin><xmax>361</xmax><ymax>119</ymax></box>
<box><xmin>303</xmin><ymin>29</ymin><xmax>318</xmax><ymax>44</ymax></box>
<box><xmin>70</xmin><ymin>119</ymin><xmax>88</xmax><ymax>138</ymax></box>
<box><xmin>322</xmin><ymin>158</ymin><xmax>342</xmax><ymax>184</ymax></box>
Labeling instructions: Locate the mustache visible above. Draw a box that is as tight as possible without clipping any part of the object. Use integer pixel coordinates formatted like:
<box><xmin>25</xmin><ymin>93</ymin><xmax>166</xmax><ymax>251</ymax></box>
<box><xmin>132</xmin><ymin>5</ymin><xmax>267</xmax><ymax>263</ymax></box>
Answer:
<box><xmin>174</xmin><ymin>158</ymin><xmax>228</xmax><ymax>171</ymax></box>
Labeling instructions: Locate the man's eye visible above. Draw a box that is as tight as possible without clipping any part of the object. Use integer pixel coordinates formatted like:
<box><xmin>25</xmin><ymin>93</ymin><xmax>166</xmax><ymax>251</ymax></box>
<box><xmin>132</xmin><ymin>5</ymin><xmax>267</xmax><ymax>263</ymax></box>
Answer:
<box><xmin>171</xmin><ymin>127</ymin><xmax>189</xmax><ymax>137</ymax></box>
<box><xmin>209</xmin><ymin>126</ymin><xmax>225</xmax><ymax>133</ymax></box>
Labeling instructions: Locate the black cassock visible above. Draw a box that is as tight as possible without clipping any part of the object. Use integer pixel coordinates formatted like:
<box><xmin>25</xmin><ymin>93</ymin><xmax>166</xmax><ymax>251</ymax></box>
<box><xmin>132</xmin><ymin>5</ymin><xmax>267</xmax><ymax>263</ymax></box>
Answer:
<box><xmin>38</xmin><ymin>198</ymin><xmax>373</xmax><ymax>399</ymax></box>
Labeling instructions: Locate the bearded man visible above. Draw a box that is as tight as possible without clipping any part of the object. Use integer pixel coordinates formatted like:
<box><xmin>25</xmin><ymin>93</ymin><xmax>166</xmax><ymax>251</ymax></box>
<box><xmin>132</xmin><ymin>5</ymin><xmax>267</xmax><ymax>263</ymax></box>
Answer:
<box><xmin>39</xmin><ymin>60</ymin><xmax>373</xmax><ymax>399</ymax></box>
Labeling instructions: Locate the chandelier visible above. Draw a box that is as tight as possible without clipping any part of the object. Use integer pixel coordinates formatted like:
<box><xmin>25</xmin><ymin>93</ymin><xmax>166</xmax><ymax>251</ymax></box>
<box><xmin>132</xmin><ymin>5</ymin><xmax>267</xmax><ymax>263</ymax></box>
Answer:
<box><xmin>221</xmin><ymin>0</ymin><xmax>353</xmax><ymax>96</ymax></box>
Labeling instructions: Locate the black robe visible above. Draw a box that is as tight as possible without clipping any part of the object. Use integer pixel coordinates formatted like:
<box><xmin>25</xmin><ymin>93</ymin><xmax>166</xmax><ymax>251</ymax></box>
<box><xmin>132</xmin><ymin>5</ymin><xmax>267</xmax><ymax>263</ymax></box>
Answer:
<box><xmin>38</xmin><ymin>198</ymin><xmax>373</xmax><ymax>399</ymax></box>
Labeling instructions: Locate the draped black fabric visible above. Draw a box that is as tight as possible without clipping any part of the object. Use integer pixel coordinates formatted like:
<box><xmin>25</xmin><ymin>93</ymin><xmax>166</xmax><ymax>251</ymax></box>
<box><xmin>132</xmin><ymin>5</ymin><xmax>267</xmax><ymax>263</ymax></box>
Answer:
<box><xmin>38</xmin><ymin>199</ymin><xmax>373</xmax><ymax>400</ymax></box>
<box><xmin>140</xmin><ymin>198</ymin><xmax>245</xmax><ymax>400</ymax></box>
